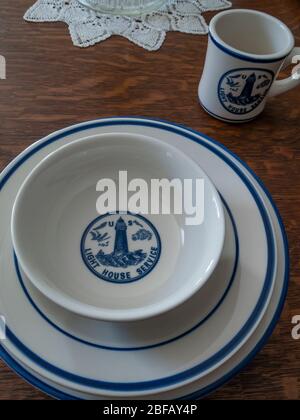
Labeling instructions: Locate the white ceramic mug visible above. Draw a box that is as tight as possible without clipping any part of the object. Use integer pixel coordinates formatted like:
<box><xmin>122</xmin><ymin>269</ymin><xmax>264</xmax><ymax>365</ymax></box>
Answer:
<box><xmin>198</xmin><ymin>9</ymin><xmax>300</xmax><ymax>123</ymax></box>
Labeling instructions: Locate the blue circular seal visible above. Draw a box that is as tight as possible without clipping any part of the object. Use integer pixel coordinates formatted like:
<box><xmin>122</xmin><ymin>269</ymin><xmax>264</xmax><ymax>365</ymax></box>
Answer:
<box><xmin>81</xmin><ymin>212</ymin><xmax>161</xmax><ymax>284</ymax></box>
<box><xmin>218</xmin><ymin>68</ymin><xmax>274</xmax><ymax>115</ymax></box>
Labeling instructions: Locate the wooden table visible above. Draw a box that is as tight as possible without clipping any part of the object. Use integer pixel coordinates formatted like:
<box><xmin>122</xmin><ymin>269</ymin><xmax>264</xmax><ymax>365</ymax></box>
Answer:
<box><xmin>0</xmin><ymin>0</ymin><xmax>299</xmax><ymax>400</ymax></box>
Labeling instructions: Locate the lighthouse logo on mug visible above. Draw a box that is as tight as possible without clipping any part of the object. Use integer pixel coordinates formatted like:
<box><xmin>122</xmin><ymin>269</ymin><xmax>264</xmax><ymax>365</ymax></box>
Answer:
<box><xmin>81</xmin><ymin>212</ymin><xmax>161</xmax><ymax>284</ymax></box>
<box><xmin>218</xmin><ymin>68</ymin><xmax>274</xmax><ymax>115</ymax></box>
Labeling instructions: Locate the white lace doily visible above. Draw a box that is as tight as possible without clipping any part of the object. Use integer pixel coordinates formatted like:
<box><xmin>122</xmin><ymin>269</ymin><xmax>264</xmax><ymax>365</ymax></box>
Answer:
<box><xmin>24</xmin><ymin>0</ymin><xmax>232</xmax><ymax>50</ymax></box>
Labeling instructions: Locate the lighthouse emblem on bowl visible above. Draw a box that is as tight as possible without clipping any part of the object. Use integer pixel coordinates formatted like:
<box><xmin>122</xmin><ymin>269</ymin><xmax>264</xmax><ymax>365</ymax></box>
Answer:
<box><xmin>218</xmin><ymin>68</ymin><xmax>274</xmax><ymax>115</ymax></box>
<box><xmin>81</xmin><ymin>212</ymin><xmax>161</xmax><ymax>284</ymax></box>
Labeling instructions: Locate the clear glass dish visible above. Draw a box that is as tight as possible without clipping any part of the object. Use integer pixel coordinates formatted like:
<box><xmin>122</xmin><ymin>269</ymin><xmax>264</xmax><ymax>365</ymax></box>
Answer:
<box><xmin>78</xmin><ymin>0</ymin><xmax>168</xmax><ymax>16</ymax></box>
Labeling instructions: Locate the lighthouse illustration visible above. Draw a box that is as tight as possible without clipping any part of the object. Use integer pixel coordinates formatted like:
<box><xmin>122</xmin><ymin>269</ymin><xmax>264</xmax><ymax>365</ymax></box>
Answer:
<box><xmin>95</xmin><ymin>217</ymin><xmax>147</xmax><ymax>268</ymax></box>
<box><xmin>219</xmin><ymin>68</ymin><xmax>273</xmax><ymax>115</ymax></box>
<box><xmin>226</xmin><ymin>73</ymin><xmax>261</xmax><ymax>106</ymax></box>
<box><xmin>82</xmin><ymin>212</ymin><xmax>161</xmax><ymax>283</ymax></box>
<box><xmin>226</xmin><ymin>73</ymin><xmax>265</xmax><ymax>106</ymax></box>
<box><xmin>113</xmin><ymin>217</ymin><xmax>129</xmax><ymax>256</ymax></box>
<box><xmin>240</xmin><ymin>73</ymin><xmax>256</xmax><ymax>100</ymax></box>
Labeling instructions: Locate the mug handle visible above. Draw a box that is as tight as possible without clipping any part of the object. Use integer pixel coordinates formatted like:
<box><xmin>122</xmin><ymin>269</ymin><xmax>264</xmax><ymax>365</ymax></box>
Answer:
<box><xmin>269</xmin><ymin>47</ymin><xmax>300</xmax><ymax>97</ymax></box>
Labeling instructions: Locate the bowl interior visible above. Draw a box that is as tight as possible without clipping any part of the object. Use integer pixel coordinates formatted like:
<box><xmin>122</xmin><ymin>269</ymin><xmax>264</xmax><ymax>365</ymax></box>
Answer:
<box><xmin>12</xmin><ymin>133</ymin><xmax>224</xmax><ymax>321</ymax></box>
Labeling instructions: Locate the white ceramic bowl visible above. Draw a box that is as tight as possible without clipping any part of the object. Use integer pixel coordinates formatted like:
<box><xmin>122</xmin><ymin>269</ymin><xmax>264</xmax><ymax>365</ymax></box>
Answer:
<box><xmin>12</xmin><ymin>133</ymin><xmax>225</xmax><ymax>322</ymax></box>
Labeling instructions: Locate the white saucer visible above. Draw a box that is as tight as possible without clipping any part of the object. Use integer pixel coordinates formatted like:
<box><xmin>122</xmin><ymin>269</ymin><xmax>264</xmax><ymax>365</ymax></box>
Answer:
<box><xmin>0</xmin><ymin>118</ymin><xmax>282</xmax><ymax>398</ymax></box>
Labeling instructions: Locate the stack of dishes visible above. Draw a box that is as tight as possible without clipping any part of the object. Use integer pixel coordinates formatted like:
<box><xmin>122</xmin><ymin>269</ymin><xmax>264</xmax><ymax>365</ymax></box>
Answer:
<box><xmin>0</xmin><ymin>117</ymin><xmax>289</xmax><ymax>400</ymax></box>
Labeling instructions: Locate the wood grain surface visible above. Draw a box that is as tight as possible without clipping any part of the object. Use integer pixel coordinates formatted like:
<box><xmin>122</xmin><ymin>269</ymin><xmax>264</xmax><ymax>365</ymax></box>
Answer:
<box><xmin>0</xmin><ymin>0</ymin><xmax>299</xmax><ymax>400</ymax></box>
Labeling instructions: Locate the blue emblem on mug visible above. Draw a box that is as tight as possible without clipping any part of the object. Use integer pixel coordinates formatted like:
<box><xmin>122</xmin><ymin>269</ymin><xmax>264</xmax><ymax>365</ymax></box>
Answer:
<box><xmin>81</xmin><ymin>212</ymin><xmax>161</xmax><ymax>284</ymax></box>
<box><xmin>218</xmin><ymin>68</ymin><xmax>274</xmax><ymax>115</ymax></box>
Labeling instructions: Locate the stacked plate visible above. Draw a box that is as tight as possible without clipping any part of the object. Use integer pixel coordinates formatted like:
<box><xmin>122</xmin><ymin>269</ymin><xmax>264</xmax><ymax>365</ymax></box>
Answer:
<box><xmin>0</xmin><ymin>117</ymin><xmax>289</xmax><ymax>400</ymax></box>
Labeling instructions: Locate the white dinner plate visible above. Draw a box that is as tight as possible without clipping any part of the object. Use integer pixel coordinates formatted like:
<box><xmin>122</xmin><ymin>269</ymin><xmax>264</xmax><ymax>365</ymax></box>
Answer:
<box><xmin>0</xmin><ymin>118</ymin><xmax>278</xmax><ymax>397</ymax></box>
<box><xmin>0</xmin><ymin>118</ymin><xmax>288</xmax><ymax>400</ymax></box>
